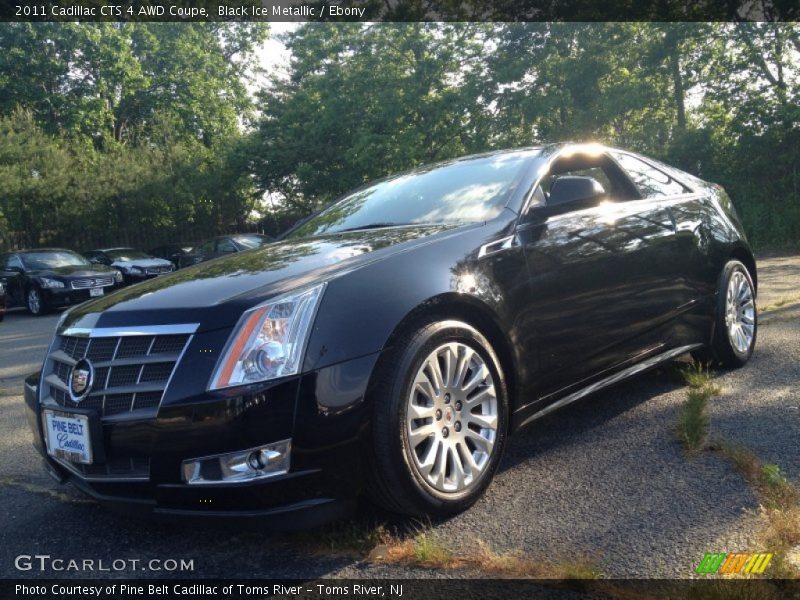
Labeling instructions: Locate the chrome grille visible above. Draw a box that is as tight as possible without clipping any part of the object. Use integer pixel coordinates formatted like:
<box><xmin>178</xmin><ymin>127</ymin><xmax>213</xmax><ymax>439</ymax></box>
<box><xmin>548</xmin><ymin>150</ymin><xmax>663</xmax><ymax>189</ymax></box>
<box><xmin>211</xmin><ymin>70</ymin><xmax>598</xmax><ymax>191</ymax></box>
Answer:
<box><xmin>71</xmin><ymin>277</ymin><xmax>114</xmax><ymax>289</ymax></box>
<box><xmin>145</xmin><ymin>266</ymin><xmax>172</xmax><ymax>275</ymax></box>
<box><xmin>42</xmin><ymin>331</ymin><xmax>191</xmax><ymax>418</ymax></box>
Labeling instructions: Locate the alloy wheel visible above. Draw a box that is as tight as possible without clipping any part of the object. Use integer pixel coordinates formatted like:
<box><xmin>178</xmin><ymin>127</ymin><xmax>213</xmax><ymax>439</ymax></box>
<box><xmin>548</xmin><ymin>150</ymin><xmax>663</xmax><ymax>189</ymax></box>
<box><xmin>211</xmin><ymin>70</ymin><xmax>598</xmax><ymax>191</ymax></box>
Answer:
<box><xmin>725</xmin><ymin>270</ymin><xmax>755</xmax><ymax>354</ymax></box>
<box><xmin>27</xmin><ymin>289</ymin><xmax>41</xmax><ymax>314</ymax></box>
<box><xmin>405</xmin><ymin>342</ymin><xmax>498</xmax><ymax>493</ymax></box>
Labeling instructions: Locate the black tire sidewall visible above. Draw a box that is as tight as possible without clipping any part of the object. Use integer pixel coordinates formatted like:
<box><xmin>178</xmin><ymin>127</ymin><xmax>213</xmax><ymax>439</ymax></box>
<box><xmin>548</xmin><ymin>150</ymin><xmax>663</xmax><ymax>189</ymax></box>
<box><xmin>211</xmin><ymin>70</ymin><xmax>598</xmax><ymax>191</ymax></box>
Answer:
<box><xmin>714</xmin><ymin>260</ymin><xmax>757</xmax><ymax>366</ymax></box>
<box><xmin>378</xmin><ymin>320</ymin><xmax>509</xmax><ymax>515</ymax></box>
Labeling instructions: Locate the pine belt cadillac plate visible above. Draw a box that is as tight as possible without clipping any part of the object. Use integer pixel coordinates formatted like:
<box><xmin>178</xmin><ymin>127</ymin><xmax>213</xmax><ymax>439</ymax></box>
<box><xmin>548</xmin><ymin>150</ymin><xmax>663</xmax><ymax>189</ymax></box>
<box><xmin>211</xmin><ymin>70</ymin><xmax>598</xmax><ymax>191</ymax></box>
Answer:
<box><xmin>43</xmin><ymin>410</ymin><xmax>93</xmax><ymax>464</ymax></box>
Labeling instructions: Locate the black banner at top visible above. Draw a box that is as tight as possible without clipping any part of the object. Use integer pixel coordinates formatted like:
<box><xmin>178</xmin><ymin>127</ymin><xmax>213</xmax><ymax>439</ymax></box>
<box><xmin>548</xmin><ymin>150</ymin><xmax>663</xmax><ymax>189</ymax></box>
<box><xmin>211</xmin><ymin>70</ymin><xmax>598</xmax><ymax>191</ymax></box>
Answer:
<box><xmin>2</xmin><ymin>0</ymin><xmax>800</xmax><ymax>22</ymax></box>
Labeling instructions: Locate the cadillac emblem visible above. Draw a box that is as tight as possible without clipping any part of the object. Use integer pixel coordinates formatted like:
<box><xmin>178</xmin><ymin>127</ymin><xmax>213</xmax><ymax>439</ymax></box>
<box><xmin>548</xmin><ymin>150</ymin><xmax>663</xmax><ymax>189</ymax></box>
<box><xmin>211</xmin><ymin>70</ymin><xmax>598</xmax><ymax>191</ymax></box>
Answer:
<box><xmin>69</xmin><ymin>358</ymin><xmax>94</xmax><ymax>403</ymax></box>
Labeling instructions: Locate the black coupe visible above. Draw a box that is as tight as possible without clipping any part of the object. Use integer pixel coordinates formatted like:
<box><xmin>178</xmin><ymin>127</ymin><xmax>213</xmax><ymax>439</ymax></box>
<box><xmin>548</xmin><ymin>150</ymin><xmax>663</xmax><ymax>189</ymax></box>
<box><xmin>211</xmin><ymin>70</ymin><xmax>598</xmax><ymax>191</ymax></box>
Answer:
<box><xmin>24</xmin><ymin>144</ymin><xmax>756</xmax><ymax>524</ymax></box>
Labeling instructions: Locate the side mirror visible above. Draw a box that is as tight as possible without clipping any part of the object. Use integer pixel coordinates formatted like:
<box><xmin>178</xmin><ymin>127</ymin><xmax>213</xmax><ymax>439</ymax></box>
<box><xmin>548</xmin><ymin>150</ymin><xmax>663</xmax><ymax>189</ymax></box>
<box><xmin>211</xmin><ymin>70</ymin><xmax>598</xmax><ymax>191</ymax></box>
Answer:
<box><xmin>548</xmin><ymin>176</ymin><xmax>606</xmax><ymax>207</ymax></box>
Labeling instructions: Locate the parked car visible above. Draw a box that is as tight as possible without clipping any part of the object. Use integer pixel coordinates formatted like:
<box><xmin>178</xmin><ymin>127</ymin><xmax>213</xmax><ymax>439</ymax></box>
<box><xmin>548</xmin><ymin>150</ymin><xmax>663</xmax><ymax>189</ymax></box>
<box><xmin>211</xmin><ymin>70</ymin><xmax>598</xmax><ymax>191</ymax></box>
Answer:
<box><xmin>0</xmin><ymin>248</ymin><xmax>122</xmax><ymax>315</ymax></box>
<box><xmin>178</xmin><ymin>234</ymin><xmax>272</xmax><ymax>268</ymax></box>
<box><xmin>0</xmin><ymin>281</ymin><xmax>5</xmax><ymax>322</ymax></box>
<box><xmin>147</xmin><ymin>243</ymin><xmax>196</xmax><ymax>269</ymax></box>
<box><xmin>84</xmin><ymin>248</ymin><xmax>175</xmax><ymax>285</ymax></box>
<box><xmin>24</xmin><ymin>144</ymin><xmax>756</xmax><ymax>524</ymax></box>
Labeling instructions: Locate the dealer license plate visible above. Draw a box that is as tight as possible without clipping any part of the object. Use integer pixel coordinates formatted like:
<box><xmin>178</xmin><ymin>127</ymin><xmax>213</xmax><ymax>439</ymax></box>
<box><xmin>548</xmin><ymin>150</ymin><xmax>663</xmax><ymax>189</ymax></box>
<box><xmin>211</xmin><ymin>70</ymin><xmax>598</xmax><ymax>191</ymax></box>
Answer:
<box><xmin>89</xmin><ymin>287</ymin><xmax>104</xmax><ymax>297</ymax></box>
<box><xmin>43</xmin><ymin>410</ymin><xmax>93</xmax><ymax>464</ymax></box>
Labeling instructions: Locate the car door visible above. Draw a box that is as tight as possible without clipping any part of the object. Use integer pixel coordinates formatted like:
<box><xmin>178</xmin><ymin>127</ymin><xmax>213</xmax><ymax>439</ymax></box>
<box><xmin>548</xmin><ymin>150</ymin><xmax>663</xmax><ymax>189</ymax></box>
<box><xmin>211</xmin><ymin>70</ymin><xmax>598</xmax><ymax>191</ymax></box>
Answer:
<box><xmin>610</xmin><ymin>152</ymin><xmax>698</xmax><ymax>313</ymax></box>
<box><xmin>515</xmin><ymin>150</ymin><xmax>680</xmax><ymax>400</ymax></box>
<box><xmin>0</xmin><ymin>254</ymin><xmax>26</xmax><ymax>306</ymax></box>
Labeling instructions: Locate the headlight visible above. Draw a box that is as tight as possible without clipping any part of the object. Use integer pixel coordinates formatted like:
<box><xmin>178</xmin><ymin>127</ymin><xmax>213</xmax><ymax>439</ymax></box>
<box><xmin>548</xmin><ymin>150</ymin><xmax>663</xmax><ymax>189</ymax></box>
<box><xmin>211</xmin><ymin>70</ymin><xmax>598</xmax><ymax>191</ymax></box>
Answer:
<box><xmin>39</xmin><ymin>278</ymin><xmax>64</xmax><ymax>289</ymax></box>
<box><xmin>208</xmin><ymin>283</ymin><xmax>326</xmax><ymax>390</ymax></box>
<box><xmin>114</xmin><ymin>271</ymin><xmax>123</xmax><ymax>282</ymax></box>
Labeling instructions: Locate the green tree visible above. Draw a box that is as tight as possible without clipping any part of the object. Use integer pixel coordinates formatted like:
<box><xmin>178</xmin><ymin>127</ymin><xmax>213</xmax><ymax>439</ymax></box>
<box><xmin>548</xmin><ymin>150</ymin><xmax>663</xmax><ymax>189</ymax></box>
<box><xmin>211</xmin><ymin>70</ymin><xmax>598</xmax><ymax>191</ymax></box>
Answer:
<box><xmin>254</xmin><ymin>23</ymin><xmax>492</xmax><ymax>215</ymax></box>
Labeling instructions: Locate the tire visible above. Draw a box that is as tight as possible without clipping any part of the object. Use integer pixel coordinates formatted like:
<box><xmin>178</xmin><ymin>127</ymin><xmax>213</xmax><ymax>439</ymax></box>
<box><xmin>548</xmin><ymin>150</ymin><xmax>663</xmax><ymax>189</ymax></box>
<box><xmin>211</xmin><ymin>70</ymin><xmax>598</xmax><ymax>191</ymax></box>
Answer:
<box><xmin>366</xmin><ymin>319</ymin><xmax>509</xmax><ymax>517</ymax></box>
<box><xmin>698</xmin><ymin>260</ymin><xmax>757</xmax><ymax>368</ymax></box>
<box><xmin>26</xmin><ymin>286</ymin><xmax>48</xmax><ymax>316</ymax></box>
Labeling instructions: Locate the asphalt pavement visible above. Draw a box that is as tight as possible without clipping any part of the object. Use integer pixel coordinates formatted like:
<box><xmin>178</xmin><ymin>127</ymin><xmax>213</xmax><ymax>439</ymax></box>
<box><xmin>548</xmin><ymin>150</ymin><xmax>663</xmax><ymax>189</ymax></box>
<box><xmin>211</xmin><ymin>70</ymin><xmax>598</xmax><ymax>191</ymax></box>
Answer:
<box><xmin>0</xmin><ymin>255</ymin><xmax>797</xmax><ymax>579</ymax></box>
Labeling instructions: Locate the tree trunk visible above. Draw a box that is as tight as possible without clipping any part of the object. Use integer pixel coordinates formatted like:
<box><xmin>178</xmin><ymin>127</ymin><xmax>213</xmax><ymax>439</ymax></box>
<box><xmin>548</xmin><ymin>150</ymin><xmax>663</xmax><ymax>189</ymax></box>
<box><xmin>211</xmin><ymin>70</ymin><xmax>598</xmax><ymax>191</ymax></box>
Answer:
<box><xmin>670</xmin><ymin>45</ymin><xmax>686</xmax><ymax>131</ymax></box>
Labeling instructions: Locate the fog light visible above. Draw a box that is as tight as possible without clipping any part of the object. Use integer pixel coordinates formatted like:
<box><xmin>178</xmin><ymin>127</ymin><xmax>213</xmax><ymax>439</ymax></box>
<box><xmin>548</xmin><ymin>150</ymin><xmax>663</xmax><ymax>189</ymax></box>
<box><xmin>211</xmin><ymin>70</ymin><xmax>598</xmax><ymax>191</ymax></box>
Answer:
<box><xmin>181</xmin><ymin>439</ymin><xmax>291</xmax><ymax>485</ymax></box>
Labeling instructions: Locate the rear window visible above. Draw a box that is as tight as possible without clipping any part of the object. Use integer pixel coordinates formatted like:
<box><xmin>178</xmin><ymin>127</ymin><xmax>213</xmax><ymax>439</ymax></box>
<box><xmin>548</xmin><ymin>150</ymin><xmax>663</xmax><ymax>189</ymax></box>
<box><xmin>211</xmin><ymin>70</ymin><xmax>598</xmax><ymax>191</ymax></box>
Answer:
<box><xmin>613</xmin><ymin>153</ymin><xmax>690</xmax><ymax>198</ymax></box>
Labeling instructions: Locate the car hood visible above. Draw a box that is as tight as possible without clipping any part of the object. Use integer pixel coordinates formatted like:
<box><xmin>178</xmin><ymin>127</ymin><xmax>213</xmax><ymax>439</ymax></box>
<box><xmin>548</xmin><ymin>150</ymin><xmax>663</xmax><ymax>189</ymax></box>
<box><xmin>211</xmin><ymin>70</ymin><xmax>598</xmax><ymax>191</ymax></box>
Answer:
<box><xmin>28</xmin><ymin>265</ymin><xmax>117</xmax><ymax>278</ymax></box>
<box><xmin>111</xmin><ymin>258</ymin><xmax>173</xmax><ymax>269</ymax></box>
<box><xmin>60</xmin><ymin>224</ymin><xmax>467</xmax><ymax>333</ymax></box>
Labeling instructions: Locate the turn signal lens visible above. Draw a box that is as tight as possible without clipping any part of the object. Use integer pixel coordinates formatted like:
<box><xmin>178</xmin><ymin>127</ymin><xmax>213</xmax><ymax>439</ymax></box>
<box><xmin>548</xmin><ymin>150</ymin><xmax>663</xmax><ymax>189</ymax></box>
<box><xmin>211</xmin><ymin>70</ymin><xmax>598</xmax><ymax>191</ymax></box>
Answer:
<box><xmin>208</xmin><ymin>283</ymin><xmax>326</xmax><ymax>390</ymax></box>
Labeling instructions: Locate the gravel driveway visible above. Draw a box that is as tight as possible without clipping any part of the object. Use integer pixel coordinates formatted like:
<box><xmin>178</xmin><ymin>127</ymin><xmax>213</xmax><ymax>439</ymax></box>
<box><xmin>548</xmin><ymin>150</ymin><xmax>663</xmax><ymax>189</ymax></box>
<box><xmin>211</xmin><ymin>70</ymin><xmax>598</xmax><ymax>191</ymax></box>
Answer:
<box><xmin>0</xmin><ymin>254</ymin><xmax>797</xmax><ymax>579</ymax></box>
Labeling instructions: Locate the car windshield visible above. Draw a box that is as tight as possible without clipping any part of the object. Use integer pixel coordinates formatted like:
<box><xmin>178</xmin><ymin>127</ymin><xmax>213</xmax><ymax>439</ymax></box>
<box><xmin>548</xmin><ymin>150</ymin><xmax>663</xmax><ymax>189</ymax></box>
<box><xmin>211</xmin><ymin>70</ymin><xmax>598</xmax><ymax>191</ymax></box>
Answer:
<box><xmin>21</xmin><ymin>251</ymin><xmax>90</xmax><ymax>269</ymax></box>
<box><xmin>233</xmin><ymin>235</ymin><xmax>269</xmax><ymax>249</ymax></box>
<box><xmin>106</xmin><ymin>249</ymin><xmax>150</xmax><ymax>261</ymax></box>
<box><xmin>287</xmin><ymin>152</ymin><xmax>533</xmax><ymax>239</ymax></box>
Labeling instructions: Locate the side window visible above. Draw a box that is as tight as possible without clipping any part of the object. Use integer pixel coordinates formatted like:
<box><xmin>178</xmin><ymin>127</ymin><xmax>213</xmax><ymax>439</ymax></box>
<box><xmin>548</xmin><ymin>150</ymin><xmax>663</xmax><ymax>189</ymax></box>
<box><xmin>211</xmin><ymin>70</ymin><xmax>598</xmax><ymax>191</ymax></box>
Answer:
<box><xmin>216</xmin><ymin>239</ymin><xmax>237</xmax><ymax>253</ymax></box>
<box><xmin>198</xmin><ymin>240</ymin><xmax>215</xmax><ymax>254</ymax></box>
<box><xmin>7</xmin><ymin>255</ymin><xmax>24</xmax><ymax>270</ymax></box>
<box><xmin>540</xmin><ymin>167</ymin><xmax>613</xmax><ymax>199</ymax></box>
<box><xmin>612</xmin><ymin>153</ymin><xmax>689</xmax><ymax>198</ymax></box>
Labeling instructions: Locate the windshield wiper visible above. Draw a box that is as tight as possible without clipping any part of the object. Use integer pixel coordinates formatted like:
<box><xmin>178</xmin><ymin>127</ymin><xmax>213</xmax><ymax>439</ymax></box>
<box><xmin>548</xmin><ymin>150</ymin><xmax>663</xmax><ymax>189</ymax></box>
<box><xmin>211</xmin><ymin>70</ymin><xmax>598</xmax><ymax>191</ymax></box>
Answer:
<box><xmin>336</xmin><ymin>222</ymin><xmax>410</xmax><ymax>233</ymax></box>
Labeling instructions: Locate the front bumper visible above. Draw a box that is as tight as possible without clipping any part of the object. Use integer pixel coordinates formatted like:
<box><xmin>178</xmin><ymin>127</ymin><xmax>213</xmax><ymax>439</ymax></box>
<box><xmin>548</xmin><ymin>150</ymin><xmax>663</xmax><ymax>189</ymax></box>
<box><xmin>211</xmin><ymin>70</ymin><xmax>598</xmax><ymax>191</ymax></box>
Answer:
<box><xmin>41</xmin><ymin>285</ymin><xmax>116</xmax><ymax>307</ymax></box>
<box><xmin>24</xmin><ymin>351</ymin><xmax>380</xmax><ymax>526</ymax></box>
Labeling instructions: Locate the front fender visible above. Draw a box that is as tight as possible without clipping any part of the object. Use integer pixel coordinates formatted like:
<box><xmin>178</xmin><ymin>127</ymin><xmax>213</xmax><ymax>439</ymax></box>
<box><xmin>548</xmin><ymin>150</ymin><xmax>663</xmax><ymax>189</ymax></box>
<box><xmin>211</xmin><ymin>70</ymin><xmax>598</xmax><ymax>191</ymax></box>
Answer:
<box><xmin>302</xmin><ymin>217</ymin><xmax>523</xmax><ymax>374</ymax></box>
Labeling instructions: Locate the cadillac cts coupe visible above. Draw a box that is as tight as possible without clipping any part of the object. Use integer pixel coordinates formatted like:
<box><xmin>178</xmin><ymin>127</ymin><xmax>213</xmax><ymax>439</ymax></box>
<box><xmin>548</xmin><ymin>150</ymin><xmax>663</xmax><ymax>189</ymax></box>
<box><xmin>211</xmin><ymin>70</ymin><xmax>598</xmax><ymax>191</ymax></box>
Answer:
<box><xmin>24</xmin><ymin>144</ymin><xmax>757</xmax><ymax>524</ymax></box>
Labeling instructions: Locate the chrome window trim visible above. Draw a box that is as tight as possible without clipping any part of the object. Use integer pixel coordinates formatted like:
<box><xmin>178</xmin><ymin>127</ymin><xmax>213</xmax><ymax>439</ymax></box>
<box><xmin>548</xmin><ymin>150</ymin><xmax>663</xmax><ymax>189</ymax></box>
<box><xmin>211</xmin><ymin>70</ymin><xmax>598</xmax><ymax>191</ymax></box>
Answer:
<box><xmin>62</xmin><ymin>323</ymin><xmax>199</xmax><ymax>338</ymax></box>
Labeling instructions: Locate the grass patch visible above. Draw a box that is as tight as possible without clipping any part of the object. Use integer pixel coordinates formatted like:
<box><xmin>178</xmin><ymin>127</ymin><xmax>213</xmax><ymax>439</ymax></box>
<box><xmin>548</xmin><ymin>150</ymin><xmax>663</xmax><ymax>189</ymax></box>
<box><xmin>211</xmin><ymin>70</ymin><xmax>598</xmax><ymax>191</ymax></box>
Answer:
<box><xmin>706</xmin><ymin>442</ymin><xmax>800</xmax><ymax>578</ymax></box>
<box><xmin>711</xmin><ymin>444</ymin><xmax>798</xmax><ymax>511</ymax></box>
<box><xmin>759</xmin><ymin>294</ymin><xmax>800</xmax><ymax>313</ymax></box>
<box><xmin>285</xmin><ymin>520</ymin><xmax>388</xmax><ymax>557</ymax></box>
<box><xmin>373</xmin><ymin>530</ymin><xmax>603</xmax><ymax>578</ymax></box>
<box><xmin>680</xmin><ymin>362</ymin><xmax>722</xmax><ymax>394</ymax></box>
<box><xmin>676</xmin><ymin>363</ymin><xmax>721</xmax><ymax>453</ymax></box>
<box><xmin>678</xmin><ymin>388</ymin><xmax>712</xmax><ymax>452</ymax></box>
<box><xmin>674</xmin><ymin>362</ymin><xmax>800</xmax><ymax>579</ymax></box>
<box><xmin>285</xmin><ymin>519</ymin><xmax>605</xmax><ymax>579</ymax></box>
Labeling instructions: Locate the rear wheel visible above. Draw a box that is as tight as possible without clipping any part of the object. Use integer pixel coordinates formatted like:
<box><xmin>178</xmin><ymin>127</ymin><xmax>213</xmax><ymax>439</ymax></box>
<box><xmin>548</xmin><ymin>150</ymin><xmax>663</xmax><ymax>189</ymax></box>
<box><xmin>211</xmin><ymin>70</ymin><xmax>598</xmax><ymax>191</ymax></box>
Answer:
<box><xmin>698</xmin><ymin>260</ymin><xmax>756</xmax><ymax>367</ymax></box>
<box><xmin>26</xmin><ymin>287</ymin><xmax>47</xmax><ymax>316</ymax></box>
<box><xmin>366</xmin><ymin>320</ymin><xmax>508</xmax><ymax>517</ymax></box>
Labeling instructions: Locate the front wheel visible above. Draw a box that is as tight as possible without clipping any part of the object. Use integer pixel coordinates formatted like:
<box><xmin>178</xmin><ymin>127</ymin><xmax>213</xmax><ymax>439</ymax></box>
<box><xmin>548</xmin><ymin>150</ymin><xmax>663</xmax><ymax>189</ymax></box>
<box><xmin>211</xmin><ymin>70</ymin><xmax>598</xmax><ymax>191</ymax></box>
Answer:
<box><xmin>366</xmin><ymin>320</ymin><xmax>508</xmax><ymax>517</ymax></box>
<box><xmin>699</xmin><ymin>260</ymin><xmax>757</xmax><ymax>368</ymax></box>
<box><xmin>26</xmin><ymin>287</ymin><xmax>47</xmax><ymax>316</ymax></box>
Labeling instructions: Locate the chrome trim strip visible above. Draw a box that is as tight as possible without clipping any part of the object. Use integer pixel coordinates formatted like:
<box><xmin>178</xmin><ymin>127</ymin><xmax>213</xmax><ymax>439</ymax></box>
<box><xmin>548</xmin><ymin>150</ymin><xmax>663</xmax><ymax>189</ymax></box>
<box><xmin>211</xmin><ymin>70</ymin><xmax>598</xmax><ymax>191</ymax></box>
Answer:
<box><xmin>162</xmin><ymin>333</ymin><xmax>193</xmax><ymax>405</ymax></box>
<box><xmin>518</xmin><ymin>343</ymin><xmax>702</xmax><ymax>429</ymax></box>
<box><xmin>478</xmin><ymin>235</ymin><xmax>515</xmax><ymax>258</ymax></box>
<box><xmin>62</xmin><ymin>323</ymin><xmax>199</xmax><ymax>338</ymax></box>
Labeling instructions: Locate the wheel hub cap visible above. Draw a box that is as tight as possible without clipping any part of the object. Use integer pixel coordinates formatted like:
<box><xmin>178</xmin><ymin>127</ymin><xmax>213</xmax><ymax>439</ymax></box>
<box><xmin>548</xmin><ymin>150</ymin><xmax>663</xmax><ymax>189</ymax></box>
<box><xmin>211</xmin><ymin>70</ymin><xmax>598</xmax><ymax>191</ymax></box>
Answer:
<box><xmin>725</xmin><ymin>271</ymin><xmax>755</xmax><ymax>354</ymax></box>
<box><xmin>405</xmin><ymin>342</ymin><xmax>498</xmax><ymax>493</ymax></box>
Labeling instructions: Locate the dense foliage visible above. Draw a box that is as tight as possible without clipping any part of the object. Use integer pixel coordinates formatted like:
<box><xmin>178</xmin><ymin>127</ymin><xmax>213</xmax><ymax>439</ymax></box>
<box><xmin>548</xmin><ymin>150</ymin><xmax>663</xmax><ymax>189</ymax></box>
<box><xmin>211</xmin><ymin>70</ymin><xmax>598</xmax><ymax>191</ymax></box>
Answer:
<box><xmin>0</xmin><ymin>22</ymin><xmax>798</xmax><ymax>251</ymax></box>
